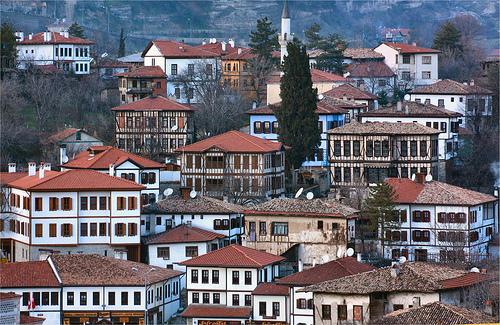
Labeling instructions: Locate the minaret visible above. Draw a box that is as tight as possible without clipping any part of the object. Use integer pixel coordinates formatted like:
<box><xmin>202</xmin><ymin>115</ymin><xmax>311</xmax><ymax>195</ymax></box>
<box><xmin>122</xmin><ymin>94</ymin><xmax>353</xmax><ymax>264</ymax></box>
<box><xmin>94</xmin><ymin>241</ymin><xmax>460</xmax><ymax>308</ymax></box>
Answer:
<box><xmin>278</xmin><ymin>0</ymin><xmax>291</xmax><ymax>63</ymax></box>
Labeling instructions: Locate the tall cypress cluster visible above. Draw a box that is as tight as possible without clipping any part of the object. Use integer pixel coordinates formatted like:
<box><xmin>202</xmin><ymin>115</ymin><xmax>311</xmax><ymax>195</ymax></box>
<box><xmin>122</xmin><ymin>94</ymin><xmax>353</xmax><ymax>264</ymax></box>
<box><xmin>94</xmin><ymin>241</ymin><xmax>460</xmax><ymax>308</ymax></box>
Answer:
<box><xmin>275</xmin><ymin>40</ymin><xmax>321</xmax><ymax>169</ymax></box>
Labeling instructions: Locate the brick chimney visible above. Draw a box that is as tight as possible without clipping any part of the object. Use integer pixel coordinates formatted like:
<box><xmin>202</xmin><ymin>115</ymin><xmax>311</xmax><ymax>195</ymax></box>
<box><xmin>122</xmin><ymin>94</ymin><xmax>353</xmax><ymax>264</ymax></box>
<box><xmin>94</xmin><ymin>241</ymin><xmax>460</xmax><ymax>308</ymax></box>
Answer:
<box><xmin>8</xmin><ymin>163</ymin><xmax>16</xmax><ymax>173</ymax></box>
<box><xmin>180</xmin><ymin>187</ymin><xmax>191</xmax><ymax>200</ymax></box>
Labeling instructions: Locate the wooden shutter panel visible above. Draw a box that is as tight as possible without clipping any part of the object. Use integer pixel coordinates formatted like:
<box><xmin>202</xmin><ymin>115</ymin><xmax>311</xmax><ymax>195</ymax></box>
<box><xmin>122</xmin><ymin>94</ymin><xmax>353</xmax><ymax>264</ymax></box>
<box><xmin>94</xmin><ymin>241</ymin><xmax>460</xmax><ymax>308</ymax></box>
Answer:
<box><xmin>401</xmin><ymin>231</ymin><xmax>407</xmax><ymax>241</ymax></box>
<box><xmin>115</xmin><ymin>223</ymin><xmax>119</xmax><ymax>236</ymax></box>
<box><xmin>68</xmin><ymin>198</ymin><xmax>72</xmax><ymax>210</ymax></box>
<box><xmin>68</xmin><ymin>224</ymin><xmax>73</xmax><ymax>236</ymax></box>
<box><xmin>412</xmin><ymin>231</ymin><xmax>417</xmax><ymax>241</ymax></box>
<box><xmin>385</xmin><ymin>230</ymin><xmax>391</xmax><ymax>240</ymax></box>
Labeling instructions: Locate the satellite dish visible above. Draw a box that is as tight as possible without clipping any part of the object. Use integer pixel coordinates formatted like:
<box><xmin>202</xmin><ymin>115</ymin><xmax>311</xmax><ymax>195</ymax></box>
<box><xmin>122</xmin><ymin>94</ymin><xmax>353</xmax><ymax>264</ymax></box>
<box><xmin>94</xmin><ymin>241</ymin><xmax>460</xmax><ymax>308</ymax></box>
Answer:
<box><xmin>425</xmin><ymin>174</ymin><xmax>433</xmax><ymax>182</ymax></box>
<box><xmin>306</xmin><ymin>192</ymin><xmax>314</xmax><ymax>200</ymax></box>
<box><xmin>399</xmin><ymin>256</ymin><xmax>407</xmax><ymax>264</ymax></box>
<box><xmin>404</xmin><ymin>94</ymin><xmax>411</xmax><ymax>101</ymax></box>
<box><xmin>318</xmin><ymin>94</ymin><xmax>324</xmax><ymax>100</ymax></box>
<box><xmin>171</xmin><ymin>125</ymin><xmax>178</xmax><ymax>131</ymax></box>
<box><xmin>411</xmin><ymin>174</ymin><xmax>416</xmax><ymax>181</ymax></box>
<box><xmin>101</xmin><ymin>52</ymin><xmax>108</xmax><ymax>58</ymax></box>
<box><xmin>62</xmin><ymin>155</ymin><xmax>69</xmax><ymax>163</ymax></box>
<box><xmin>295</xmin><ymin>187</ymin><xmax>304</xmax><ymax>199</ymax></box>
<box><xmin>346</xmin><ymin>248</ymin><xmax>354</xmax><ymax>257</ymax></box>
<box><xmin>163</xmin><ymin>188</ymin><xmax>173</xmax><ymax>197</ymax></box>
<box><xmin>470</xmin><ymin>267</ymin><xmax>480</xmax><ymax>273</ymax></box>
<box><xmin>189</xmin><ymin>190</ymin><xmax>197</xmax><ymax>199</ymax></box>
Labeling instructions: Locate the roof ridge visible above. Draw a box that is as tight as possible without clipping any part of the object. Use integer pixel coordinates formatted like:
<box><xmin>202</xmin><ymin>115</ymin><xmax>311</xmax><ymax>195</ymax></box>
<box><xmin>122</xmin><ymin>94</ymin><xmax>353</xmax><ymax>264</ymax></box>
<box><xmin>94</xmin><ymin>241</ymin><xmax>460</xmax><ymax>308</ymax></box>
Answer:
<box><xmin>232</xmin><ymin>131</ymin><xmax>269</xmax><ymax>151</ymax></box>
<box><xmin>232</xmin><ymin>245</ymin><xmax>264</xmax><ymax>267</ymax></box>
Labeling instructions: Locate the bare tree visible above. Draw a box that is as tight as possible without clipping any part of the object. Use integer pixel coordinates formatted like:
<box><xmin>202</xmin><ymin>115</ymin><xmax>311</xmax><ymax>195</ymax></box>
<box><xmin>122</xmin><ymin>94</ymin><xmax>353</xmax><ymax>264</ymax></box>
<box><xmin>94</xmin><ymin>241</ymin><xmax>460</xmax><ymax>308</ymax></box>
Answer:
<box><xmin>246</xmin><ymin>56</ymin><xmax>276</xmax><ymax>106</ymax></box>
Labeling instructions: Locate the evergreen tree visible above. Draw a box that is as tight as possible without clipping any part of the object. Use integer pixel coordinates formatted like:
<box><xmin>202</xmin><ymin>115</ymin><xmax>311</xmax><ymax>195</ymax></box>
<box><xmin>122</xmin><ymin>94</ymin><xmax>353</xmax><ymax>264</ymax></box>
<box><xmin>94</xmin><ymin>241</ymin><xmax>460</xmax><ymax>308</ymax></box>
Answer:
<box><xmin>304</xmin><ymin>23</ymin><xmax>321</xmax><ymax>49</ymax></box>
<box><xmin>377</xmin><ymin>90</ymin><xmax>389</xmax><ymax>106</ymax></box>
<box><xmin>275</xmin><ymin>40</ymin><xmax>320</xmax><ymax>169</ymax></box>
<box><xmin>315</xmin><ymin>33</ymin><xmax>347</xmax><ymax>74</ymax></box>
<box><xmin>0</xmin><ymin>23</ymin><xmax>17</xmax><ymax>72</ymax></box>
<box><xmin>248</xmin><ymin>17</ymin><xmax>279</xmax><ymax>61</ymax></box>
<box><xmin>118</xmin><ymin>28</ymin><xmax>126</xmax><ymax>57</ymax></box>
<box><xmin>68</xmin><ymin>22</ymin><xmax>85</xmax><ymax>39</ymax></box>
<box><xmin>433</xmin><ymin>21</ymin><xmax>462</xmax><ymax>53</ymax></box>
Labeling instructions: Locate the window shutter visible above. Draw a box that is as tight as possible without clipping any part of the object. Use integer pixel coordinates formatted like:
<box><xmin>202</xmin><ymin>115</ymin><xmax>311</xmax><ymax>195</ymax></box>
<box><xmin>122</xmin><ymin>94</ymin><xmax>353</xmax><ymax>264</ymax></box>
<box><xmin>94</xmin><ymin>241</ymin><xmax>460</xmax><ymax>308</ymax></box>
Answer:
<box><xmin>385</xmin><ymin>230</ymin><xmax>391</xmax><ymax>240</ymax></box>
<box><xmin>115</xmin><ymin>223</ymin><xmax>119</xmax><ymax>236</ymax></box>
<box><xmin>68</xmin><ymin>224</ymin><xmax>73</xmax><ymax>236</ymax></box>
<box><xmin>401</xmin><ymin>231</ymin><xmax>407</xmax><ymax>241</ymax></box>
<box><xmin>68</xmin><ymin>198</ymin><xmax>72</xmax><ymax>210</ymax></box>
<box><xmin>412</xmin><ymin>231</ymin><xmax>417</xmax><ymax>241</ymax></box>
<box><xmin>412</xmin><ymin>211</ymin><xmax>417</xmax><ymax>221</ymax></box>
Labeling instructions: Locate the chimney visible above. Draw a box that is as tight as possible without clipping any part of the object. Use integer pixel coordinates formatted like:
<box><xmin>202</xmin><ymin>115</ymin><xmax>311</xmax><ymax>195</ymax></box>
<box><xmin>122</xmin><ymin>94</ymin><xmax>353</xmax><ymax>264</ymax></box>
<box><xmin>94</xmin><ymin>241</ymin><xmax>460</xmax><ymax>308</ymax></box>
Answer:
<box><xmin>109</xmin><ymin>163</ymin><xmax>115</xmax><ymax>176</ymax></box>
<box><xmin>202</xmin><ymin>39</ymin><xmax>207</xmax><ymax>45</ymax></box>
<box><xmin>470</xmin><ymin>79</ymin><xmax>475</xmax><ymax>86</ymax></box>
<box><xmin>404</xmin><ymin>104</ymin><xmax>409</xmax><ymax>115</ymax></box>
<box><xmin>63</xmin><ymin>31</ymin><xmax>69</xmax><ymax>38</ymax></box>
<box><xmin>312</xmin><ymin>257</ymin><xmax>316</xmax><ymax>267</ymax></box>
<box><xmin>228</xmin><ymin>39</ymin><xmax>235</xmax><ymax>48</ymax></box>
<box><xmin>342</xmin><ymin>95</ymin><xmax>348</xmax><ymax>101</ymax></box>
<box><xmin>415</xmin><ymin>173</ymin><xmax>426</xmax><ymax>184</ymax></box>
<box><xmin>238</xmin><ymin>48</ymin><xmax>242</xmax><ymax>55</ymax></box>
<box><xmin>357</xmin><ymin>253</ymin><xmax>362</xmax><ymax>262</ymax></box>
<box><xmin>221</xmin><ymin>41</ymin><xmax>227</xmax><ymax>52</ymax></box>
<box><xmin>298</xmin><ymin>259</ymin><xmax>303</xmax><ymax>272</ymax></box>
<box><xmin>15</xmin><ymin>31</ymin><xmax>24</xmax><ymax>42</ymax></box>
<box><xmin>390</xmin><ymin>263</ymin><xmax>401</xmax><ymax>278</ymax></box>
<box><xmin>44</xmin><ymin>163</ymin><xmax>51</xmax><ymax>171</ymax></box>
<box><xmin>28</xmin><ymin>33</ymin><xmax>33</xmax><ymax>40</ymax></box>
<box><xmin>60</xmin><ymin>145</ymin><xmax>67</xmax><ymax>165</ymax></box>
<box><xmin>396</xmin><ymin>101</ymin><xmax>402</xmax><ymax>111</ymax></box>
<box><xmin>412</xmin><ymin>42</ymin><xmax>417</xmax><ymax>46</ymax></box>
<box><xmin>8</xmin><ymin>163</ymin><xmax>16</xmax><ymax>173</ymax></box>
<box><xmin>252</xmin><ymin>101</ymin><xmax>257</xmax><ymax>109</ymax></box>
<box><xmin>180</xmin><ymin>187</ymin><xmax>191</xmax><ymax>200</ymax></box>
<box><xmin>39</xmin><ymin>162</ymin><xmax>45</xmax><ymax>179</ymax></box>
<box><xmin>210</xmin><ymin>38</ymin><xmax>216</xmax><ymax>44</ymax></box>
<box><xmin>28</xmin><ymin>162</ymin><xmax>36</xmax><ymax>176</ymax></box>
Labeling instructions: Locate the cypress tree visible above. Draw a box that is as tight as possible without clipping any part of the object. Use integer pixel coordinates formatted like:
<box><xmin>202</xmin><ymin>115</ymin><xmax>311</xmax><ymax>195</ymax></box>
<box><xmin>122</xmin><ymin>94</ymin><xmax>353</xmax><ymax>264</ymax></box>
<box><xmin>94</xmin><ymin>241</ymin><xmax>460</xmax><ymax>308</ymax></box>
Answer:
<box><xmin>304</xmin><ymin>23</ymin><xmax>322</xmax><ymax>49</ymax></box>
<box><xmin>275</xmin><ymin>40</ymin><xmax>320</xmax><ymax>169</ymax></box>
<box><xmin>433</xmin><ymin>21</ymin><xmax>462</xmax><ymax>53</ymax></box>
<box><xmin>118</xmin><ymin>28</ymin><xmax>126</xmax><ymax>57</ymax></box>
<box><xmin>0</xmin><ymin>23</ymin><xmax>17</xmax><ymax>71</ymax></box>
<box><xmin>248</xmin><ymin>17</ymin><xmax>279</xmax><ymax>61</ymax></box>
<box><xmin>68</xmin><ymin>23</ymin><xmax>85</xmax><ymax>39</ymax></box>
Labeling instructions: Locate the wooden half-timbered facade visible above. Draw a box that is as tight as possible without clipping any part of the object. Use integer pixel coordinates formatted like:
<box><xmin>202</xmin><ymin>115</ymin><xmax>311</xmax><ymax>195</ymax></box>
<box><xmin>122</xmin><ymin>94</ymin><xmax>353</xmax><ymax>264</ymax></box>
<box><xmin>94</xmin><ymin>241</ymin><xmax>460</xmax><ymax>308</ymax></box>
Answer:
<box><xmin>176</xmin><ymin>131</ymin><xmax>286</xmax><ymax>203</ymax></box>
<box><xmin>112</xmin><ymin>95</ymin><xmax>194</xmax><ymax>159</ymax></box>
<box><xmin>328</xmin><ymin>121</ymin><xmax>441</xmax><ymax>187</ymax></box>
<box><xmin>114</xmin><ymin>66</ymin><xmax>167</xmax><ymax>104</ymax></box>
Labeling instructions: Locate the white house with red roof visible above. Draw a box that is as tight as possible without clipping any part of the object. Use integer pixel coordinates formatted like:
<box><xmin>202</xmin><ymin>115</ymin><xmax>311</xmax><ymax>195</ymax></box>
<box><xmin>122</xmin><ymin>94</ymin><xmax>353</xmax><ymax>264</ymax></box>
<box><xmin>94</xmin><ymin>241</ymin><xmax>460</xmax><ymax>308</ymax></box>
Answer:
<box><xmin>374</xmin><ymin>42</ymin><xmax>440</xmax><ymax>86</ymax></box>
<box><xmin>61</xmin><ymin>145</ymin><xmax>165</xmax><ymax>205</ymax></box>
<box><xmin>383</xmin><ymin>176</ymin><xmax>498</xmax><ymax>262</ymax></box>
<box><xmin>15</xmin><ymin>31</ymin><xmax>94</xmax><ymax>74</ymax></box>
<box><xmin>141</xmin><ymin>40</ymin><xmax>219</xmax><ymax>103</ymax></box>
<box><xmin>1</xmin><ymin>164</ymin><xmax>144</xmax><ymax>262</ymax></box>
<box><xmin>176</xmin><ymin>130</ymin><xmax>286</xmax><ymax>202</ymax></box>
<box><xmin>180</xmin><ymin>244</ymin><xmax>284</xmax><ymax>323</ymax></box>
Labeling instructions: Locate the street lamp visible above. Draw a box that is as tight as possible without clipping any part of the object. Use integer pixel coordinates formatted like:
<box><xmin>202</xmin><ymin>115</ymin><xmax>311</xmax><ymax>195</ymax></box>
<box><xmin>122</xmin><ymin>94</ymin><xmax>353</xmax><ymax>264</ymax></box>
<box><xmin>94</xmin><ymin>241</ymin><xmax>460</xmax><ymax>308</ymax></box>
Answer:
<box><xmin>132</xmin><ymin>267</ymin><xmax>156</xmax><ymax>325</ymax></box>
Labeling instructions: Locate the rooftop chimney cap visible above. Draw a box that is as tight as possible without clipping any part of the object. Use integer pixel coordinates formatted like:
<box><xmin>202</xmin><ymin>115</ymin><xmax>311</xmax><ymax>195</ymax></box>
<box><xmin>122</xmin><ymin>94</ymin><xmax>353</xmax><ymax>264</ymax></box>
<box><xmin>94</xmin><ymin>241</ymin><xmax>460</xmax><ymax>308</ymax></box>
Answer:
<box><xmin>8</xmin><ymin>163</ymin><xmax>16</xmax><ymax>173</ymax></box>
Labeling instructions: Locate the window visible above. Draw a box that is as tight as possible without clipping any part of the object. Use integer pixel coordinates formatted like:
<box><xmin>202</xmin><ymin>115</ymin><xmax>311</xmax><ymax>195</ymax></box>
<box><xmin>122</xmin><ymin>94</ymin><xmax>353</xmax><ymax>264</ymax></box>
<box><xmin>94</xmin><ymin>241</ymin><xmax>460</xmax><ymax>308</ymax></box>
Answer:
<box><xmin>174</xmin><ymin>87</ymin><xmax>180</xmax><ymax>99</ymax></box>
<box><xmin>191</xmin><ymin>270</ymin><xmax>198</xmax><ymax>283</ymax></box>
<box><xmin>378</xmin><ymin>79</ymin><xmax>387</xmax><ymax>87</ymax></box>
<box><xmin>232</xmin><ymin>271</ymin><xmax>239</xmax><ymax>285</ymax></box>
<box><xmin>61</xmin><ymin>224</ymin><xmax>72</xmax><ymax>237</ymax></box>
<box><xmin>80</xmin><ymin>197</ymin><xmax>88</xmax><ymax>210</ymax></box>
<box><xmin>254</xmin><ymin>121</ymin><xmax>262</xmax><ymax>134</ymax></box>
<box><xmin>90</xmin><ymin>223</ymin><xmax>97</xmax><ymax>236</ymax></box>
<box><xmin>402</xmin><ymin>71</ymin><xmax>411</xmax><ymax>81</ymax></box>
<box><xmin>353</xmin><ymin>305</ymin><xmax>363</xmax><ymax>321</ymax></box>
<box><xmin>438</xmin><ymin>99</ymin><xmax>445</xmax><ymax>107</ymax></box>
<box><xmin>272</xmin><ymin>222</ymin><xmax>288</xmax><ymax>236</ymax></box>
<box><xmin>400</xmin><ymin>141</ymin><xmax>408</xmax><ymax>157</ymax></box>
<box><xmin>232</xmin><ymin>294</ymin><xmax>239</xmax><ymax>306</ymax></box>
<box><xmin>89</xmin><ymin>196</ymin><xmax>97</xmax><ymax>210</ymax></box>
<box><xmin>80</xmin><ymin>292</ymin><xmax>87</xmax><ymax>306</ymax></box>
<box><xmin>201</xmin><ymin>270</ymin><xmax>209</xmax><ymax>284</ymax></box>
<box><xmin>99</xmin><ymin>197</ymin><xmax>107</xmax><ymax>210</ymax></box>
<box><xmin>202</xmin><ymin>293</ymin><xmax>209</xmax><ymax>304</ymax></box>
<box><xmin>35</xmin><ymin>224</ymin><xmax>43</xmax><ymax>237</ymax></box>
<box><xmin>49</xmin><ymin>224</ymin><xmax>57</xmax><ymax>237</ymax></box>
<box><xmin>259</xmin><ymin>301</ymin><xmax>267</xmax><ymax>316</ymax></box>
<box><xmin>259</xmin><ymin>222</ymin><xmax>267</xmax><ymax>235</ymax></box>
<box><xmin>213</xmin><ymin>293</ymin><xmax>221</xmax><ymax>304</ymax></box>
<box><xmin>402</xmin><ymin>55</ymin><xmax>411</xmax><ymax>64</ymax></box>
<box><xmin>273</xmin><ymin>302</ymin><xmax>280</xmax><ymax>317</ymax></box>
<box><xmin>117</xmin><ymin>197</ymin><xmax>126</xmax><ymax>210</ymax></box>
<box><xmin>382</xmin><ymin>140</ymin><xmax>389</xmax><ymax>157</ymax></box>
<box><xmin>93</xmin><ymin>292</ymin><xmax>100</xmax><ymax>306</ymax></box>
<box><xmin>322</xmin><ymin>304</ymin><xmax>331</xmax><ymax>320</ymax></box>
<box><xmin>128</xmin><ymin>197</ymin><xmax>137</xmax><ymax>210</ymax></box>
<box><xmin>108</xmin><ymin>292</ymin><xmax>115</xmax><ymax>305</ymax></box>
<box><xmin>366</xmin><ymin>140</ymin><xmax>373</xmax><ymax>157</ymax></box>
<box><xmin>212</xmin><ymin>270</ymin><xmax>219</xmax><ymax>284</ymax></box>
<box><xmin>422</xmin><ymin>71</ymin><xmax>431</xmax><ymax>79</ymax></box>
<box><xmin>410</xmin><ymin>141</ymin><xmax>417</xmax><ymax>157</ymax></box>
<box><xmin>157</xmin><ymin>247</ymin><xmax>170</xmax><ymax>259</ymax></box>
<box><xmin>422</xmin><ymin>55</ymin><xmax>432</xmax><ymax>64</ymax></box>
<box><xmin>49</xmin><ymin>197</ymin><xmax>59</xmax><ymax>211</ymax></box>
<box><xmin>413</xmin><ymin>230</ymin><xmax>430</xmax><ymax>242</ymax></box>
<box><xmin>80</xmin><ymin>223</ymin><xmax>88</xmax><ymax>236</ymax></box>
<box><xmin>192</xmin><ymin>293</ymin><xmax>200</xmax><ymax>304</ymax></box>
<box><xmin>171</xmin><ymin>64</ymin><xmax>178</xmax><ymax>75</ymax></box>
<box><xmin>134</xmin><ymin>292</ymin><xmax>141</xmax><ymax>305</ymax></box>
<box><xmin>263</xmin><ymin>121</ymin><xmax>271</xmax><ymax>134</ymax></box>
<box><xmin>353</xmin><ymin>141</ymin><xmax>360</xmax><ymax>156</ymax></box>
<box><xmin>115</xmin><ymin>223</ymin><xmax>125</xmax><ymax>236</ymax></box>
<box><xmin>42</xmin><ymin>292</ymin><xmax>49</xmax><ymax>306</ymax></box>
<box><xmin>420</xmin><ymin>140</ymin><xmax>427</xmax><ymax>157</ymax></box>
<box><xmin>187</xmin><ymin>64</ymin><xmax>194</xmax><ymax>75</ymax></box>
<box><xmin>51</xmin><ymin>292</ymin><xmax>58</xmax><ymax>306</ymax></box>
<box><xmin>245</xmin><ymin>271</ymin><xmax>252</xmax><ymax>285</ymax></box>
<box><xmin>185</xmin><ymin>246</ymin><xmax>198</xmax><ymax>257</ymax></box>
<box><xmin>35</xmin><ymin>197</ymin><xmax>42</xmax><ymax>211</ymax></box>
<box><xmin>99</xmin><ymin>223</ymin><xmax>107</xmax><ymax>236</ymax></box>
<box><xmin>121</xmin><ymin>292</ymin><xmax>128</xmax><ymax>305</ymax></box>
<box><xmin>297</xmin><ymin>299</ymin><xmax>307</xmax><ymax>309</ymax></box>
<box><xmin>272</xmin><ymin>121</ymin><xmax>279</xmax><ymax>133</ymax></box>
<box><xmin>338</xmin><ymin>305</ymin><xmax>347</xmax><ymax>320</ymax></box>
<box><xmin>67</xmin><ymin>292</ymin><xmax>74</xmax><ymax>305</ymax></box>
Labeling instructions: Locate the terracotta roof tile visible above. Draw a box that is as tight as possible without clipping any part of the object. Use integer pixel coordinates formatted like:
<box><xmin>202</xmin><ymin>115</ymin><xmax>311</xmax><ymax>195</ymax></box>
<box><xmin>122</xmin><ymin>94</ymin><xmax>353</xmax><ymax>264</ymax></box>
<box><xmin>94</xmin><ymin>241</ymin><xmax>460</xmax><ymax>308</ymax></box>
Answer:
<box><xmin>143</xmin><ymin>195</ymin><xmax>243</xmax><ymax>214</ymax></box>
<box><xmin>143</xmin><ymin>40</ymin><xmax>219</xmax><ymax>58</ymax></box>
<box><xmin>328</xmin><ymin>120</ymin><xmax>441</xmax><ymax>135</ymax></box>
<box><xmin>252</xmin><ymin>283</ymin><xmax>289</xmax><ymax>296</ymax></box>
<box><xmin>385</xmin><ymin>178</ymin><xmax>497</xmax><ymax>206</ymax></box>
<box><xmin>195</xmin><ymin>42</ymin><xmax>239</xmax><ymax>56</ymax></box>
<box><xmin>0</xmin><ymin>172</ymin><xmax>28</xmax><ymax>186</ymax></box>
<box><xmin>268</xmin><ymin>68</ymin><xmax>348</xmax><ymax>84</ymax></box>
<box><xmin>18</xmin><ymin>32</ymin><xmax>94</xmax><ymax>45</ymax></box>
<box><xmin>246</xmin><ymin>98</ymin><xmax>362</xmax><ymax>116</ymax></box>
<box><xmin>62</xmin><ymin>146</ymin><xmax>164</xmax><ymax>169</ymax></box>
<box><xmin>0</xmin><ymin>292</ymin><xmax>21</xmax><ymax>299</ymax></box>
<box><xmin>345</xmin><ymin>61</ymin><xmax>395</xmax><ymax>78</ymax></box>
<box><xmin>111</xmin><ymin>95</ymin><xmax>193</xmax><ymax>112</ymax></box>
<box><xmin>176</xmin><ymin>130</ymin><xmax>285</xmax><ymax>153</ymax></box>
<box><xmin>114</xmin><ymin>66</ymin><xmax>165</xmax><ymax>78</ymax></box>
<box><xmin>50</xmin><ymin>254</ymin><xmax>182</xmax><ymax>286</ymax></box>
<box><xmin>371</xmin><ymin>301</ymin><xmax>496</xmax><ymax>325</ymax></box>
<box><xmin>98</xmin><ymin>59</ymin><xmax>133</xmax><ymax>68</ymax></box>
<box><xmin>20</xmin><ymin>314</ymin><xmax>46</xmax><ymax>324</ymax></box>
<box><xmin>181</xmin><ymin>304</ymin><xmax>251</xmax><ymax>319</ymax></box>
<box><xmin>0</xmin><ymin>261</ymin><xmax>59</xmax><ymax>288</ymax></box>
<box><xmin>46</xmin><ymin>128</ymin><xmax>81</xmax><ymax>144</ymax></box>
<box><xmin>179</xmin><ymin>244</ymin><xmax>284</xmax><ymax>267</ymax></box>
<box><xmin>222</xmin><ymin>47</ymin><xmax>254</xmax><ymax>60</ymax></box>
<box><xmin>343</xmin><ymin>48</ymin><xmax>385</xmax><ymax>60</ymax></box>
<box><xmin>244</xmin><ymin>198</ymin><xmax>358</xmax><ymax>218</ymax></box>
<box><xmin>383</xmin><ymin>42</ymin><xmax>440</xmax><ymax>54</ymax></box>
<box><xmin>8</xmin><ymin>169</ymin><xmax>145</xmax><ymax>191</ymax></box>
<box><xmin>145</xmin><ymin>224</ymin><xmax>225</xmax><ymax>244</ymax></box>
<box><xmin>410</xmin><ymin>79</ymin><xmax>493</xmax><ymax>95</ymax></box>
<box><xmin>359</xmin><ymin>101</ymin><xmax>462</xmax><ymax>118</ymax></box>
<box><xmin>277</xmin><ymin>257</ymin><xmax>375</xmax><ymax>286</ymax></box>
<box><xmin>440</xmin><ymin>272</ymin><xmax>490</xmax><ymax>289</ymax></box>
<box><xmin>323</xmin><ymin>84</ymin><xmax>378</xmax><ymax>100</ymax></box>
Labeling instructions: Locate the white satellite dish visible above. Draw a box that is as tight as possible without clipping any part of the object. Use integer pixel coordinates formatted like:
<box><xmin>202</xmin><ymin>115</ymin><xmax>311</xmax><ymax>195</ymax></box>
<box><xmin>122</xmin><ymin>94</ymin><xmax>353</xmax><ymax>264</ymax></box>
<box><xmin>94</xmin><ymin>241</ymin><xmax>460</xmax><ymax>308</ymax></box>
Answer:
<box><xmin>411</xmin><ymin>174</ymin><xmax>416</xmax><ymax>181</ymax></box>
<box><xmin>404</xmin><ymin>94</ymin><xmax>411</xmax><ymax>101</ymax></box>
<box><xmin>163</xmin><ymin>188</ymin><xmax>173</xmax><ymax>197</ymax></box>
<box><xmin>295</xmin><ymin>187</ymin><xmax>304</xmax><ymax>199</ymax></box>
<box><xmin>189</xmin><ymin>190</ymin><xmax>197</xmax><ymax>199</ymax></box>
<box><xmin>346</xmin><ymin>248</ymin><xmax>354</xmax><ymax>257</ymax></box>
<box><xmin>62</xmin><ymin>155</ymin><xmax>69</xmax><ymax>163</ymax></box>
<box><xmin>470</xmin><ymin>267</ymin><xmax>480</xmax><ymax>273</ymax></box>
<box><xmin>101</xmin><ymin>52</ymin><xmax>108</xmax><ymax>58</ymax></box>
<box><xmin>318</xmin><ymin>94</ymin><xmax>324</xmax><ymax>100</ymax></box>
<box><xmin>306</xmin><ymin>192</ymin><xmax>314</xmax><ymax>200</ymax></box>
<box><xmin>171</xmin><ymin>125</ymin><xmax>178</xmax><ymax>131</ymax></box>
<box><xmin>425</xmin><ymin>174</ymin><xmax>433</xmax><ymax>182</ymax></box>
<box><xmin>399</xmin><ymin>256</ymin><xmax>407</xmax><ymax>264</ymax></box>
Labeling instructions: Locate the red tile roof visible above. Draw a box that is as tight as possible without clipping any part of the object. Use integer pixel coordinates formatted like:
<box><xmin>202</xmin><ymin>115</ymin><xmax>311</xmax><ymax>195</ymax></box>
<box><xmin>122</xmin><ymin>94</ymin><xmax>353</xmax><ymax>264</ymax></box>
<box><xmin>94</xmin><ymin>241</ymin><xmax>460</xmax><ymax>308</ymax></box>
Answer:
<box><xmin>440</xmin><ymin>272</ymin><xmax>489</xmax><ymax>289</ymax></box>
<box><xmin>277</xmin><ymin>257</ymin><xmax>375</xmax><ymax>286</ymax></box>
<box><xmin>343</xmin><ymin>48</ymin><xmax>385</xmax><ymax>60</ymax></box>
<box><xmin>346</xmin><ymin>61</ymin><xmax>395</xmax><ymax>78</ymax></box>
<box><xmin>0</xmin><ymin>292</ymin><xmax>21</xmax><ymax>299</ymax></box>
<box><xmin>8</xmin><ymin>169</ymin><xmax>144</xmax><ymax>192</ymax></box>
<box><xmin>195</xmin><ymin>42</ymin><xmax>240</xmax><ymax>56</ymax></box>
<box><xmin>0</xmin><ymin>261</ymin><xmax>59</xmax><ymax>288</ymax></box>
<box><xmin>114</xmin><ymin>66</ymin><xmax>165</xmax><ymax>78</ymax></box>
<box><xmin>18</xmin><ymin>32</ymin><xmax>94</xmax><ymax>45</ymax></box>
<box><xmin>247</xmin><ymin>98</ymin><xmax>362</xmax><ymax>116</ymax></box>
<box><xmin>143</xmin><ymin>195</ymin><xmax>243</xmax><ymax>214</ymax></box>
<box><xmin>359</xmin><ymin>101</ymin><xmax>462</xmax><ymax>118</ymax></box>
<box><xmin>20</xmin><ymin>314</ymin><xmax>46</xmax><ymax>325</ymax></box>
<box><xmin>0</xmin><ymin>172</ymin><xmax>28</xmax><ymax>186</ymax></box>
<box><xmin>244</xmin><ymin>198</ymin><xmax>358</xmax><ymax>218</ymax></box>
<box><xmin>181</xmin><ymin>304</ymin><xmax>252</xmax><ymax>319</ymax></box>
<box><xmin>176</xmin><ymin>130</ymin><xmax>285</xmax><ymax>154</ymax></box>
<box><xmin>46</xmin><ymin>128</ymin><xmax>82</xmax><ymax>144</ymax></box>
<box><xmin>252</xmin><ymin>282</ymin><xmax>289</xmax><ymax>296</ymax></box>
<box><xmin>142</xmin><ymin>40</ymin><xmax>219</xmax><ymax>58</ymax></box>
<box><xmin>268</xmin><ymin>68</ymin><xmax>348</xmax><ymax>84</ymax></box>
<box><xmin>410</xmin><ymin>79</ymin><xmax>493</xmax><ymax>95</ymax></box>
<box><xmin>323</xmin><ymin>84</ymin><xmax>378</xmax><ymax>100</ymax></box>
<box><xmin>145</xmin><ymin>224</ymin><xmax>225</xmax><ymax>244</ymax></box>
<box><xmin>382</xmin><ymin>42</ymin><xmax>440</xmax><ymax>54</ymax></box>
<box><xmin>222</xmin><ymin>48</ymin><xmax>280</xmax><ymax>60</ymax></box>
<box><xmin>50</xmin><ymin>254</ymin><xmax>182</xmax><ymax>286</ymax></box>
<box><xmin>179</xmin><ymin>244</ymin><xmax>285</xmax><ymax>267</ymax></box>
<box><xmin>62</xmin><ymin>146</ymin><xmax>165</xmax><ymax>169</ymax></box>
<box><xmin>385</xmin><ymin>178</ymin><xmax>497</xmax><ymax>206</ymax></box>
<box><xmin>329</xmin><ymin>120</ymin><xmax>441</xmax><ymax>135</ymax></box>
<box><xmin>111</xmin><ymin>95</ymin><xmax>193</xmax><ymax>112</ymax></box>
